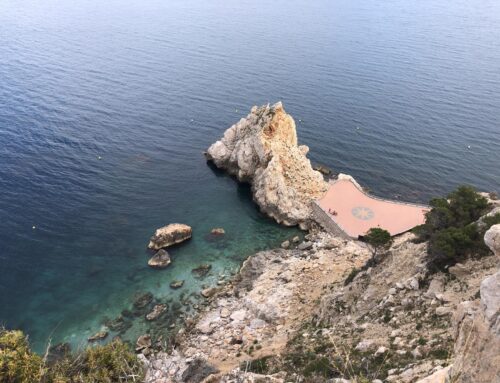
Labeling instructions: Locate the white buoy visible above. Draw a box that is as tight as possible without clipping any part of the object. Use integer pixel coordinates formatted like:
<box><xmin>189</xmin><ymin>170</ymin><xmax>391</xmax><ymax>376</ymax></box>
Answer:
<box><xmin>32</xmin><ymin>225</ymin><xmax>36</xmax><ymax>230</ymax></box>
<box><xmin>97</xmin><ymin>156</ymin><xmax>102</xmax><ymax>160</ymax></box>
<box><xmin>467</xmin><ymin>145</ymin><xmax>471</xmax><ymax>149</ymax></box>
<box><xmin>190</xmin><ymin>119</ymin><xmax>194</xmax><ymax>122</ymax></box>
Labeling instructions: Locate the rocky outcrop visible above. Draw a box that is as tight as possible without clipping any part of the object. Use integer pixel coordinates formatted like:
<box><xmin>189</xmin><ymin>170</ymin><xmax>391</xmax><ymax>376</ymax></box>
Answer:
<box><xmin>448</xmin><ymin>228</ymin><xmax>500</xmax><ymax>383</ymax></box>
<box><xmin>450</xmin><ymin>273</ymin><xmax>500</xmax><ymax>383</ymax></box>
<box><xmin>485</xmin><ymin>224</ymin><xmax>500</xmax><ymax>256</ymax></box>
<box><xmin>206</xmin><ymin>102</ymin><xmax>328</xmax><ymax>227</ymax></box>
<box><xmin>148</xmin><ymin>224</ymin><xmax>192</xmax><ymax>250</ymax></box>
<box><xmin>142</xmin><ymin>218</ymin><xmax>500</xmax><ymax>382</ymax></box>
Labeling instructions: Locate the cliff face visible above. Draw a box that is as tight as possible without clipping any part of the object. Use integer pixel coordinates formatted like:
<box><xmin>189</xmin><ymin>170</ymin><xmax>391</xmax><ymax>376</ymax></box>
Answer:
<box><xmin>450</xmin><ymin>223</ymin><xmax>500</xmax><ymax>383</ymax></box>
<box><xmin>142</xmin><ymin>221</ymin><xmax>500</xmax><ymax>383</ymax></box>
<box><xmin>206</xmin><ymin>102</ymin><xmax>328</xmax><ymax>227</ymax></box>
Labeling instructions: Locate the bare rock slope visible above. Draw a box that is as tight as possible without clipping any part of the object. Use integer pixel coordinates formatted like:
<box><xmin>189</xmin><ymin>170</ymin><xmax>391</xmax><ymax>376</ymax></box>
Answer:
<box><xmin>206</xmin><ymin>102</ymin><xmax>328</xmax><ymax>227</ymax></box>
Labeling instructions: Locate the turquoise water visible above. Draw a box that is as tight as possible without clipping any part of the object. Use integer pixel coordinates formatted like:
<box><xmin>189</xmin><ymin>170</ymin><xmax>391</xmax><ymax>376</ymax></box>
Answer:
<box><xmin>1</xmin><ymin>0</ymin><xmax>499</xmax><ymax>352</ymax></box>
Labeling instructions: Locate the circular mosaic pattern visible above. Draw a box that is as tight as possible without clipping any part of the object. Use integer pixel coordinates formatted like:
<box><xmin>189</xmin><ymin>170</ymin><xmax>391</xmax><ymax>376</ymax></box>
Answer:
<box><xmin>351</xmin><ymin>206</ymin><xmax>374</xmax><ymax>221</ymax></box>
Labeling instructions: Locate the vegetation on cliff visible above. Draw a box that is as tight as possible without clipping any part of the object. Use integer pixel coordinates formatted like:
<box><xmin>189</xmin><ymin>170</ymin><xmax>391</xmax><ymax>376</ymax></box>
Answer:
<box><xmin>0</xmin><ymin>328</ymin><xmax>143</xmax><ymax>383</ymax></box>
<box><xmin>414</xmin><ymin>185</ymin><xmax>500</xmax><ymax>270</ymax></box>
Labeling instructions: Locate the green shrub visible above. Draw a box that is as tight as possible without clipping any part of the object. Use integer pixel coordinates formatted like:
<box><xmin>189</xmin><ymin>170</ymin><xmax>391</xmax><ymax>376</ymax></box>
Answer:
<box><xmin>241</xmin><ymin>356</ymin><xmax>272</xmax><ymax>374</ymax></box>
<box><xmin>363</xmin><ymin>228</ymin><xmax>393</xmax><ymax>266</ymax></box>
<box><xmin>0</xmin><ymin>329</ymin><xmax>45</xmax><ymax>383</ymax></box>
<box><xmin>303</xmin><ymin>357</ymin><xmax>337</xmax><ymax>378</ymax></box>
<box><xmin>415</xmin><ymin>185</ymin><xmax>495</xmax><ymax>270</ymax></box>
<box><xmin>0</xmin><ymin>329</ymin><xmax>144</xmax><ymax>383</ymax></box>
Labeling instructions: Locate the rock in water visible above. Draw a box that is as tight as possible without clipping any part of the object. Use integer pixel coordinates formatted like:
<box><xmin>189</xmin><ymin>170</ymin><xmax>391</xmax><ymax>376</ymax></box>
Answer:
<box><xmin>200</xmin><ymin>287</ymin><xmax>217</xmax><ymax>298</ymax></box>
<box><xmin>88</xmin><ymin>331</ymin><xmax>108</xmax><ymax>342</ymax></box>
<box><xmin>148</xmin><ymin>223</ymin><xmax>192</xmax><ymax>250</ymax></box>
<box><xmin>206</xmin><ymin>102</ymin><xmax>328</xmax><ymax>227</ymax></box>
<box><xmin>170</xmin><ymin>280</ymin><xmax>184</xmax><ymax>289</ymax></box>
<box><xmin>148</xmin><ymin>249</ymin><xmax>172</xmax><ymax>268</ymax></box>
<box><xmin>210</xmin><ymin>227</ymin><xmax>225</xmax><ymax>235</ymax></box>
<box><xmin>146</xmin><ymin>304</ymin><xmax>168</xmax><ymax>321</ymax></box>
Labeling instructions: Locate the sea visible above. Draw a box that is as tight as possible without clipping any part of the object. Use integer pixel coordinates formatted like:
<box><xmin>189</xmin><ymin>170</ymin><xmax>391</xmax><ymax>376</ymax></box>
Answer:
<box><xmin>1</xmin><ymin>0</ymin><xmax>499</xmax><ymax>352</ymax></box>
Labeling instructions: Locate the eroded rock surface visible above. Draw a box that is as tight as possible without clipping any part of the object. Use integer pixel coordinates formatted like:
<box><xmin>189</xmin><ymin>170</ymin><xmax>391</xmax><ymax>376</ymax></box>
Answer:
<box><xmin>206</xmin><ymin>102</ymin><xmax>328</xmax><ymax>227</ymax></box>
<box><xmin>148</xmin><ymin>249</ymin><xmax>172</xmax><ymax>268</ymax></box>
<box><xmin>148</xmin><ymin>223</ymin><xmax>192</xmax><ymax>250</ymax></box>
<box><xmin>485</xmin><ymin>224</ymin><xmax>500</xmax><ymax>256</ymax></box>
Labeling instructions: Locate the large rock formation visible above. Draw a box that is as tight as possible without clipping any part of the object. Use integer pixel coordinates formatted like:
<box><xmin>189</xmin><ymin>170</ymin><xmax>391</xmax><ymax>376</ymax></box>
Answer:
<box><xmin>148</xmin><ymin>223</ymin><xmax>192</xmax><ymax>250</ymax></box>
<box><xmin>206</xmin><ymin>102</ymin><xmax>328</xmax><ymax>227</ymax></box>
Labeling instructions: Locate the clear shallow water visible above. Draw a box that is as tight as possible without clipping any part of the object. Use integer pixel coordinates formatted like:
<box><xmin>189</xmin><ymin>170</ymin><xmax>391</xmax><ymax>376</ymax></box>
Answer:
<box><xmin>0</xmin><ymin>0</ymin><xmax>499</xmax><ymax>351</ymax></box>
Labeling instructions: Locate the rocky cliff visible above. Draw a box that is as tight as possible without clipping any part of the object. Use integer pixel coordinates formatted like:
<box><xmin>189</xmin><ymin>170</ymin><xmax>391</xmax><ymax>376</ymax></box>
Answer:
<box><xmin>142</xmin><ymin>217</ymin><xmax>500</xmax><ymax>382</ymax></box>
<box><xmin>449</xmin><ymin>223</ymin><xmax>500</xmax><ymax>383</ymax></box>
<box><xmin>206</xmin><ymin>102</ymin><xmax>328</xmax><ymax>227</ymax></box>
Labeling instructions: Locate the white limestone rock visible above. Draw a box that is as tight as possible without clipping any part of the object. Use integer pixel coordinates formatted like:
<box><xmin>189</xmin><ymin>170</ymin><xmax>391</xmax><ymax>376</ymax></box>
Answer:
<box><xmin>206</xmin><ymin>102</ymin><xmax>328</xmax><ymax>226</ymax></box>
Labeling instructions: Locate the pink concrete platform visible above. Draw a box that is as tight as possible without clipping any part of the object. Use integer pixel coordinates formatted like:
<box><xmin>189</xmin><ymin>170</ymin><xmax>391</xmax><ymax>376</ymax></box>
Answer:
<box><xmin>317</xmin><ymin>178</ymin><xmax>429</xmax><ymax>238</ymax></box>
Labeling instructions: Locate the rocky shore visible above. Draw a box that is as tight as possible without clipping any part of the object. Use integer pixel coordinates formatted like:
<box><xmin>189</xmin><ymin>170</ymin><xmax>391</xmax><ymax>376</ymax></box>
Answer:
<box><xmin>137</xmin><ymin>104</ymin><xmax>500</xmax><ymax>382</ymax></box>
<box><xmin>141</xmin><ymin>220</ymin><xmax>499</xmax><ymax>382</ymax></box>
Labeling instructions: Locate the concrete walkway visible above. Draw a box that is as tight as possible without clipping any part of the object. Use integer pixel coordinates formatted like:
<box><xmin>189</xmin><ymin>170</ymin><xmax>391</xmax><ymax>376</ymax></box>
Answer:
<box><xmin>316</xmin><ymin>177</ymin><xmax>429</xmax><ymax>238</ymax></box>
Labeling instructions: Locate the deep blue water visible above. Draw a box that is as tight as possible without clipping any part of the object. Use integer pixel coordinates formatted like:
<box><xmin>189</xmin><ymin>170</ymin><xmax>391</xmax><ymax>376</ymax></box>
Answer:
<box><xmin>1</xmin><ymin>0</ymin><xmax>499</xmax><ymax>351</ymax></box>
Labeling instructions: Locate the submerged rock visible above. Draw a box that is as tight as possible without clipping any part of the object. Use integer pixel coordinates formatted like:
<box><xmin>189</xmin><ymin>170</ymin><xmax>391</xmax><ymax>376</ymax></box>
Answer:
<box><xmin>146</xmin><ymin>304</ymin><xmax>168</xmax><ymax>321</ymax></box>
<box><xmin>148</xmin><ymin>223</ymin><xmax>192</xmax><ymax>250</ymax></box>
<box><xmin>47</xmin><ymin>342</ymin><xmax>71</xmax><ymax>363</ymax></box>
<box><xmin>192</xmin><ymin>264</ymin><xmax>212</xmax><ymax>278</ymax></box>
<box><xmin>148</xmin><ymin>249</ymin><xmax>172</xmax><ymax>269</ymax></box>
<box><xmin>136</xmin><ymin>334</ymin><xmax>152</xmax><ymax>352</ymax></box>
<box><xmin>133</xmin><ymin>292</ymin><xmax>154</xmax><ymax>309</ymax></box>
<box><xmin>88</xmin><ymin>331</ymin><xmax>108</xmax><ymax>342</ymax></box>
<box><xmin>170</xmin><ymin>280</ymin><xmax>185</xmax><ymax>289</ymax></box>
<box><xmin>104</xmin><ymin>315</ymin><xmax>131</xmax><ymax>333</ymax></box>
<box><xmin>206</xmin><ymin>102</ymin><xmax>328</xmax><ymax>227</ymax></box>
<box><xmin>211</xmin><ymin>228</ymin><xmax>225</xmax><ymax>235</ymax></box>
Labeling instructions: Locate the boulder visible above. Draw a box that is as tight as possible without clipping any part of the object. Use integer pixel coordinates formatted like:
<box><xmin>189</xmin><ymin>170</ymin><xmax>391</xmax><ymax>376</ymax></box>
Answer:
<box><xmin>148</xmin><ymin>223</ymin><xmax>192</xmax><ymax>250</ymax></box>
<box><xmin>133</xmin><ymin>292</ymin><xmax>153</xmax><ymax>309</ymax></box>
<box><xmin>181</xmin><ymin>358</ymin><xmax>219</xmax><ymax>383</ymax></box>
<box><xmin>480</xmin><ymin>271</ymin><xmax>500</xmax><ymax>329</ymax></box>
<box><xmin>170</xmin><ymin>280</ymin><xmax>185</xmax><ymax>289</ymax></box>
<box><xmin>201</xmin><ymin>287</ymin><xmax>217</xmax><ymax>298</ymax></box>
<box><xmin>136</xmin><ymin>334</ymin><xmax>152</xmax><ymax>352</ymax></box>
<box><xmin>206</xmin><ymin>102</ymin><xmax>328</xmax><ymax>226</ymax></box>
<box><xmin>210</xmin><ymin>228</ymin><xmax>225</xmax><ymax>235</ymax></box>
<box><xmin>298</xmin><ymin>241</ymin><xmax>313</xmax><ymax>251</ymax></box>
<box><xmin>484</xmin><ymin>224</ymin><xmax>500</xmax><ymax>257</ymax></box>
<box><xmin>148</xmin><ymin>249</ymin><xmax>172</xmax><ymax>269</ymax></box>
<box><xmin>146</xmin><ymin>304</ymin><xmax>168</xmax><ymax>321</ymax></box>
<box><xmin>448</xmin><ymin>263</ymin><xmax>469</xmax><ymax>279</ymax></box>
